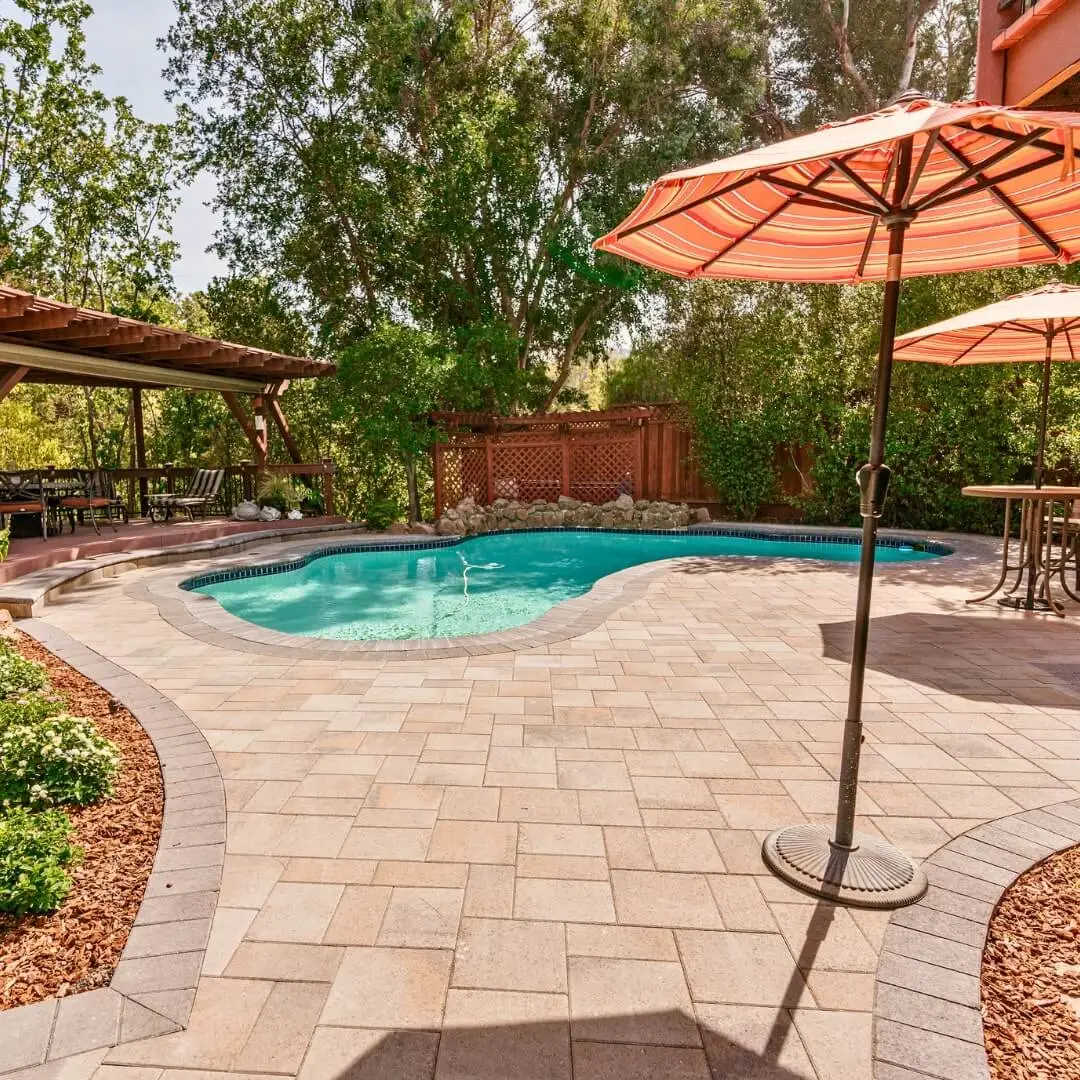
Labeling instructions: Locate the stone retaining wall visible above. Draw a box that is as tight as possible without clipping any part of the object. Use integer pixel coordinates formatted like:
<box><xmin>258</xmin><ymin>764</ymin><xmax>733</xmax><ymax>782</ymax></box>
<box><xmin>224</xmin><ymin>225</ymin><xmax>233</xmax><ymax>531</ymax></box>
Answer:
<box><xmin>436</xmin><ymin>494</ymin><xmax>710</xmax><ymax>537</ymax></box>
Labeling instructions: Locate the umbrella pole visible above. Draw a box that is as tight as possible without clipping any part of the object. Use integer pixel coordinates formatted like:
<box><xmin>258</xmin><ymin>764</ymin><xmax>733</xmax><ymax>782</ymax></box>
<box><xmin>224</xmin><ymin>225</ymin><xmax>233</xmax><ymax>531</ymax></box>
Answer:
<box><xmin>762</xmin><ymin>215</ymin><xmax>927</xmax><ymax>909</ymax></box>
<box><xmin>1034</xmin><ymin>340</ymin><xmax>1052</xmax><ymax>489</ymax></box>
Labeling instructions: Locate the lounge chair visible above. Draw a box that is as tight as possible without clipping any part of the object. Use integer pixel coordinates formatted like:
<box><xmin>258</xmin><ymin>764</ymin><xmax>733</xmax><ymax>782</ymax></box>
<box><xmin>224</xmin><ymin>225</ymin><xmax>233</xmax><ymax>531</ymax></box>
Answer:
<box><xmin>147</xmin><ymin>468</ymin><xmax>225</xmax><ymax>522</ymax></box>
<box><xmin>59</xmin><ymin>470</ymin><xmax>127</xmax><ymax>534</ymax></box>
<box><xmin>0</xmin><ymin>471</ymin><xmax>49</xmax><ymax>540</ymax></box>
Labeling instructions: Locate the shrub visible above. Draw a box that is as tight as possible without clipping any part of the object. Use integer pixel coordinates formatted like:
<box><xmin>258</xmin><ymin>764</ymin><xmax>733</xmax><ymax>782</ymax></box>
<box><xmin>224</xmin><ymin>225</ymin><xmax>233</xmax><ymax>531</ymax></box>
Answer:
<box><xmin>0</xmin><ymin>807</ymin><xmax>80</xmax><ymax>915</ymax></box>
<box><xmin>0</xmin><ymin>712</ymin><xmax>119</xmax><ymax>809</ymax></box>
<box><xmin>362</xmin><ymin>495</ymin><xmax>401</xmax><ymax>531</ymax></box>
<box><xmin>0</xmin><ymin>526</ymin><xmax>9</xmax><ymax>562</ymax></box>
<box><xmin>0</xmin><ymin>690</ymin><xmax>64</xmax><ymax>729</ymax></box>
<box><xmin>256</xmin><ymin>474</ymin><xmax>299</xmax><ymax>512</ymax></box>
<box><xmin>0</xmin><ymin>640</ymin><xmax>47</xmax><ymax>701</ymax></box>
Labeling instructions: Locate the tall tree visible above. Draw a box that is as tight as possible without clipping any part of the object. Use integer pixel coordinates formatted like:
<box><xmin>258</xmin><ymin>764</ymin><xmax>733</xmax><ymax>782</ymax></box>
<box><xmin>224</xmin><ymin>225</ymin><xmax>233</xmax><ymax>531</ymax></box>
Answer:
<box><xmin>164</xmin><ymin>0</ymin><xmax>767</xmax><ymax>405</ymax></box>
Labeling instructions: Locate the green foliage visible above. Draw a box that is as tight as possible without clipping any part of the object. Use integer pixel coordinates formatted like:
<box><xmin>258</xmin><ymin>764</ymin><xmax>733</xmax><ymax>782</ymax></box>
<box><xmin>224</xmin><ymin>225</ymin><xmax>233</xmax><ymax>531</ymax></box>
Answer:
<box><xmin>0</xmin><ymin>690</ymin><xmax>64</xmax><ymax>729</ymax></box>
<box><xmin>256</xmin><ymin>475</ymin><xmax>299</xmax><ymax>513</ymax></box>
<box><xmin>0</xmin><ymin>641</ymin><xmax>48</xmax><ymax>701</ymax></box>
<box><xmin>0</xmin><ymin>527</ymin><xmax>8</xmax><ymax>562</ymax></box>
<box><xmin>362</xmin><ymin>496</ymin><xmax>402</xmax><ymax>532</ymax></box>
<box><xmin>0</xmin><ymin>807</ymin><xmax>80</xmax><ymax>915</ymax></box>
<box><xmin>0</xmin><ymin>710</ymin><xmax>119</xmax><ymax>810</ymax></box>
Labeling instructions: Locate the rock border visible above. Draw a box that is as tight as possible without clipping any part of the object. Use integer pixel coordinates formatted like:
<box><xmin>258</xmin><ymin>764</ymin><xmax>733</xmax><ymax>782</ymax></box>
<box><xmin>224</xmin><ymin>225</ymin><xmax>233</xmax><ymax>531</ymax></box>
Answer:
<box><xmin>872</xmin><ymin>797</ymin><xmax>1080</xmax><ymax>1080</ymax></box>
<box><xmin>0</xmin><ymin>621</ymin><xmax>224</xmax><ymax>1075</ymax></box>
<box><xmin>133</xmin><ymin>524</ymin><xmax>958</xmax><ymax>662</ymax></box>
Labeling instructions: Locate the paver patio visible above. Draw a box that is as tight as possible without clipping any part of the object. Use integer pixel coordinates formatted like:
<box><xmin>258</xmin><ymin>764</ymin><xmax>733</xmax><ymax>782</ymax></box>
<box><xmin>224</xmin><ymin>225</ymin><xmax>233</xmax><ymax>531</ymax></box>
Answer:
<box><xmin>6</xmin><ymin>533</ymin><xmax>1080</xmax><ymax>1079</ymax></box>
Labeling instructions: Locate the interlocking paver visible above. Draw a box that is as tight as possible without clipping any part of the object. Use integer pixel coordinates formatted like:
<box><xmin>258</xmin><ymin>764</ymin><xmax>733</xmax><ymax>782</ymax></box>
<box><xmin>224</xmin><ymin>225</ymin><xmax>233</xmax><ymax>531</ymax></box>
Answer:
<box><xmin>16</xmin><ymin>533</ymin><xmax>1080</xmax><ymax>1079</ymax></box>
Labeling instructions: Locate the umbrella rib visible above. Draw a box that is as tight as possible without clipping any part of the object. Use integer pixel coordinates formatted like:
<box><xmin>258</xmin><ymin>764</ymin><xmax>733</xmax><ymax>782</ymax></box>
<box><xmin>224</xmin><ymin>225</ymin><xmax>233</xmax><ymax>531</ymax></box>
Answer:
<box><xmin>614</xmin><ymin>174</ymin><xmax>757</xmax><ymax>240</ymax></box>
<box><xmin>828</xmin><ymin>158</ymin><xmax>893</xmax><ymax>214</ymax></box>
<box><xmin>935</xmin><ymin>137</ymin><xmax>1061</xmax><ymax>256</ymax></box>
<box><xmin>902</xmin><ymin>130</ymin><xmax>938</xmax><ymax>207</ymax></box>
<box><xmin>760</xmin><ymin>175</ymin><xmax>880</xmax><ymax>216</ymax></box>
<box><xmin>691</xmin><ymin>163</ymin><xmax>839</xmax><ymax>276</ymax></box>
<box><xmin>951</xmin><ymin>323</ymin><xmax>1005</xmax><ymax>364</ymax></box>
<box><xmin>920</xmin><ymin>150</ymin><xmax>1064</xmax><ymax>216</ymax></box>
<box><xmin>911</xmin><ymin>127</ymin><xmax>1051</xmax><ymax>212</ymax></box>
<box><xmin>954</xmin><ymin>120</ymin><xmax>1065</xmax><ymax>157</ymax></box>
<box><xmin>856</xmin><ymin>147</ymin><xmax>901</xmax><ymax>278</ymax></box>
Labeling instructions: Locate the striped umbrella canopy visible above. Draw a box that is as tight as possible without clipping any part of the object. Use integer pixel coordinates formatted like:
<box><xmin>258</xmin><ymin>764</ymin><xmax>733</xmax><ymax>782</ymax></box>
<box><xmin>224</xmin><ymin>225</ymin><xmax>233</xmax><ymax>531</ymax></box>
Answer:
<box><xmin>593</xmin><ymin>92</ymin><xmax>1080</xmax><ymax>910</ymax></box>
<box><xmin>593</xmin><ymin>95</ymin><xmax>1080</xmax><ymax>282</ymax></box>
<box><xmin>896</xmin><ymin>281</ymin><xmax>1080</xmax><ymax>486</ymax></box>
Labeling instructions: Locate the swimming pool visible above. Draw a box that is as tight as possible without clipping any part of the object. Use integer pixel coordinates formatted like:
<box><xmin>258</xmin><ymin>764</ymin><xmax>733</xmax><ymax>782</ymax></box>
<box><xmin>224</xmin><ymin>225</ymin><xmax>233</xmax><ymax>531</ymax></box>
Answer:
<box><xmin>184</xmin><ymin>528</ymin><xmax>947</xmax><ymax>641</ymax></box>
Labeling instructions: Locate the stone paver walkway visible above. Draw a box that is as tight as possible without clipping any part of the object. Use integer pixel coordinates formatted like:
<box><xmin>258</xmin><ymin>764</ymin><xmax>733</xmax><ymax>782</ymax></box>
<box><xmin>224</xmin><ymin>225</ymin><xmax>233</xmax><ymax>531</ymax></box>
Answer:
<box><xmin>8</xmin><ymin>537</ymin><xmax>1080</xmax><ymax>1080</ymax></box>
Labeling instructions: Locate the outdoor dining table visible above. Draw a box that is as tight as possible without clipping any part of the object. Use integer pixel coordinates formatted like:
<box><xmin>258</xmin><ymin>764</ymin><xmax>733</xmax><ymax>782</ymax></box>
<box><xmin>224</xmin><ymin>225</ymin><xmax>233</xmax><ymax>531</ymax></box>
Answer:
<box><xmin>962</xmin><ymin>484</ymin><xmax>1080</xmax><ymax>616</ymax></box>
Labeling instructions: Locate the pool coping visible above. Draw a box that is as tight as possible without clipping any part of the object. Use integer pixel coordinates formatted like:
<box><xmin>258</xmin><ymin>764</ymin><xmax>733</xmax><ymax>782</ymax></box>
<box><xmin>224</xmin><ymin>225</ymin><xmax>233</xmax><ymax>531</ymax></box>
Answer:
<box><xmin>129</xmin><ymin>523</ymin><xmax>980</xmax><ymax>662</ymax></box>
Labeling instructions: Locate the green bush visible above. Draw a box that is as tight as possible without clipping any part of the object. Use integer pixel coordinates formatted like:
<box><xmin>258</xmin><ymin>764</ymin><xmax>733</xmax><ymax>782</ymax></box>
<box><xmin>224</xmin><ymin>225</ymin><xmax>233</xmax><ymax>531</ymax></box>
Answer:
<box><xmin>256</xmin><ymin>474</ymin><xmax>299</xmax><ymax>512</ymax></box>
<box><xmin>0</xmin><ymin>807</ymin><xmax>81</xmax><ymax>915</ymax></box>
<box><xmin>0</xmin><ymin>712</ymin><xmax>119</xmax><ymax>810</ymax></box>
<box><xmin>0</xmin><ymin>641</ymin><xmax>48</xmax><ymax>701</ymax></box>
<box><xmin>0</xmin><ymin>526</ymin><xmax>9</xmax><ymax>562</ymax></box>
<box><xmin>362</xmin><ymin>495</ymin><xmax>401</xmax><ymax>531</ymax></box>
<box><xmin>0</xmin><ymin>690</ymin><xmax>64</xmax><ymax>729</ymax></box>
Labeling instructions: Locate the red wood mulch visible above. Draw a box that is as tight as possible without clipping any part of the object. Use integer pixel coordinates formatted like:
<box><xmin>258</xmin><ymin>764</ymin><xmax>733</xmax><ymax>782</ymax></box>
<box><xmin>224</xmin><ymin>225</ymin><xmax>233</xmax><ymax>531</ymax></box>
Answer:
<box><xmin>983</xmin><ymin>841</ymin><xmax>1080</xmax><ymax>1078</ymax></box>
<box><xmin>0</xmin><ymin>631</ymin><xmax>163</xmax><ymax>1010</ymax></box>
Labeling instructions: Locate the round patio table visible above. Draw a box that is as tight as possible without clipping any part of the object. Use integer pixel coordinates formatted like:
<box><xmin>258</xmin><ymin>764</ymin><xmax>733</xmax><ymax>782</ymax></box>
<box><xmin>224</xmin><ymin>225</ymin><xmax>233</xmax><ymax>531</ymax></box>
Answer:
<box><xmin>962</xmin><ymin>484</ymin><xmax>1080</xmax><ymax>616</ymax></box>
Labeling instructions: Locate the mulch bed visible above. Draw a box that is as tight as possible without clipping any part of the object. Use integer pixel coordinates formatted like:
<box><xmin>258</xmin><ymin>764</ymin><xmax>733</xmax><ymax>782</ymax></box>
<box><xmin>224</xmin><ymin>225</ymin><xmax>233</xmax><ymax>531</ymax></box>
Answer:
<box><xmin>983</xmin><ymin>841</ymin><xmax>1080</xmax><ymax>1079</ymax></box>
<box><xmin>0</xmin><ymin>631</ymin><xmax>163</xmax><ymax>1010</ymax></box>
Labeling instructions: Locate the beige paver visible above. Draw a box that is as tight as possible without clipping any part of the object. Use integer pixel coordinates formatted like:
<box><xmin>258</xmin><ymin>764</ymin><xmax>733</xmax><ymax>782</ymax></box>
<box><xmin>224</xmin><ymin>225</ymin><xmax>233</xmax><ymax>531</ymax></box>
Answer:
<box><xmin>13</xmin><ymin>529</ymin><xmax>1078</xmax><ymax>1080</ymax></box>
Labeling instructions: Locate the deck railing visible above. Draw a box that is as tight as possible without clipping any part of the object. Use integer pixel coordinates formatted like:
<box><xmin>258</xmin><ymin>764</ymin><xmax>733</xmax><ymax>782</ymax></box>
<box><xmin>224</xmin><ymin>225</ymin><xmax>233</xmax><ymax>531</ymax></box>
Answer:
<box><xmin>32</xmin><ymin>461</ymin><xmax>336</xmax><ymax>519</ymax></box>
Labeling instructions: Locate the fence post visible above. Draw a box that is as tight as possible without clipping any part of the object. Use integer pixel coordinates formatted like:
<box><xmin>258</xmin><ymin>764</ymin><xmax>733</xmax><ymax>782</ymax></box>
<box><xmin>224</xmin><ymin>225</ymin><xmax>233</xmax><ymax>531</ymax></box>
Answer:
<box><xmin>164</xmin><ymin>462</ymin><xmax>175</xmax><ymax>494</ymax></box>
<box><xmin>634</xmin><ymin>425</ymin><xmax>644</xmax><ymax>500</ymax></box>
<box><xmin>485</xmin><ymin>436</ymin><xmax>494</xmax><ymax>506</ymax></box>
<box><xmin>239</xmin><ymin>460</ymin><xmax>253</xmax><ymax>501</ymax></box>
<box><xmin>322</xmin><ymin>459</ymin><xmax>335</xmax><ymax>518</ymax></box>
<box><xmin>433</xmin><ymin>444</ymin><xmax>444</xmax><ymax>518</ymax></box>
<box><xmin>561</xmin><ymin>435</ymin><xmax>571</xmax><ymax>498</ymax></box>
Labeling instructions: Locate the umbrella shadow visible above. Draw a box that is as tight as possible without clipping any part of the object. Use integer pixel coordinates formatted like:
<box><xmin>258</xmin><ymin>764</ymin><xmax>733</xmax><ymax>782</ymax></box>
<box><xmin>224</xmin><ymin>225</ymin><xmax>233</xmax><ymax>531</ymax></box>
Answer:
<box><xmin>820</xmin><ymin>610</ymin><xmax>1080</xmax><ymax>707</ymax></box>
<box><xmin>327</xmin><ymin>902</ymin><xmax>839</xmax><ymax>1080</ymax></box>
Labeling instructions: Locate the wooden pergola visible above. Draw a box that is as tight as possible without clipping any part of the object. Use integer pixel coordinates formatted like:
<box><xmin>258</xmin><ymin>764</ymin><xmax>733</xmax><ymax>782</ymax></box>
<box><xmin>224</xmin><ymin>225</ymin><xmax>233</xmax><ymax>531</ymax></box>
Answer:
<box><xmin>0</xmin><ymin>285</ymin><xmax>334</xmax><ymax>470</ymax></box>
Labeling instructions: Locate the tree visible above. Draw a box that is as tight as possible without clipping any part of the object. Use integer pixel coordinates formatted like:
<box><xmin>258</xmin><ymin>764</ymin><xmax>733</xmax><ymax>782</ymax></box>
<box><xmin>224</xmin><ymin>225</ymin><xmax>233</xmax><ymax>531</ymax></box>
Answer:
<box><xmin>164</xmin><ymin>0</ymin><xmax>767</xmax><ymax>408</ymax></box>
<box><xmin>0</xmin><ymin>0</ymin><xmax>184</xmax><ymax>471</ymax></box>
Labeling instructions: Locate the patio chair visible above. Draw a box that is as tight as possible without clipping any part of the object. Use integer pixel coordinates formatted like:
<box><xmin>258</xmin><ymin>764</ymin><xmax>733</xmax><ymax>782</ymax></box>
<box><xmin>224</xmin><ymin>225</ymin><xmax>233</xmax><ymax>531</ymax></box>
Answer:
<box><xmin>0</xmin><ymin>470</ymin><xmax>49</xmax><ymax>540</ymax></box>
<box><xmin>59</xmin><ymin>469</ymin><xmax>127</xmax><ymax>535</ymax></box>
<box><xmin>147</xmin><ymin>468</ymin><xmax>225</xmax><ymax>522</ymax></box>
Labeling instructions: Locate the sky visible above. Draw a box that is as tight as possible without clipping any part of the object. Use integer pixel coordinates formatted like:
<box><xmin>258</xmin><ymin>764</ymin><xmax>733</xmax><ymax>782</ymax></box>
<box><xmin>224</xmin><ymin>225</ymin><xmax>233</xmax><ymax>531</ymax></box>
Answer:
<box><xmin>83</xmin><ymin>0</ymin><xmax>225</xmax><ymax>294</ymax></box>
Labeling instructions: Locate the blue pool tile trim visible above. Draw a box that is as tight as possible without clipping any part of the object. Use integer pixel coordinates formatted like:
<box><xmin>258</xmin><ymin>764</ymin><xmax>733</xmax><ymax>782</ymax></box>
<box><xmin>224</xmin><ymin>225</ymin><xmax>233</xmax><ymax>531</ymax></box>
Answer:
<box><xmin>179</xmin><ymin>526</ymin><xmax>953</xmax><ymax>592</ymax></box>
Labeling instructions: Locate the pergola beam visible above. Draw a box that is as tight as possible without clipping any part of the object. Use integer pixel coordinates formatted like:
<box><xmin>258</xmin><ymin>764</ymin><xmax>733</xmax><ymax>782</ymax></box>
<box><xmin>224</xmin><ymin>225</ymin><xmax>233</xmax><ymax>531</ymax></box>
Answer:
<box><xmin>0</xmin><ymin>340</ymin><xmax>265</xmax><ymax>393</ymax></box>
<box><xmin>0</xmin><ymin>364</ymin><xmax>29</xmax><ymax>403</ymax></box>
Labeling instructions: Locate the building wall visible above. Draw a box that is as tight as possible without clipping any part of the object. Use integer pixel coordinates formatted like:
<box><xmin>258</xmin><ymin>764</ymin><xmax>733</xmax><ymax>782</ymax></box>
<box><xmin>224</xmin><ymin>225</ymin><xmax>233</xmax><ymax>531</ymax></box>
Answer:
<box><xmin>976</xmin><ymin>0</ymin><xmax>1080</xmax><ymax>107</ymax></box>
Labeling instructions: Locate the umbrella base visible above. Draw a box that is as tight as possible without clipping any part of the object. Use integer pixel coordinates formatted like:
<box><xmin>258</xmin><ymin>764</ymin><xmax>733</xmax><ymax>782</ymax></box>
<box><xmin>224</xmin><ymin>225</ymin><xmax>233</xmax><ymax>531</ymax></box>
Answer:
<box><xmin>762</xmin><ymin>824</ymin><xmax>927</xmax><ymax>910</ymax></box>
<box><xmin>997</xmin><ymin>595</ymin><xmax>1053</xmax><ymax>612</ymax></box>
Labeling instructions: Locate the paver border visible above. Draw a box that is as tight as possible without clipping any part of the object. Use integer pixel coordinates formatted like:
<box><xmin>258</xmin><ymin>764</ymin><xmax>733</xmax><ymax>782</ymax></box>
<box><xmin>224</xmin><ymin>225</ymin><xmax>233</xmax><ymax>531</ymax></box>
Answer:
<box><xmin>0</xmin><ymin>621</ymin><xmax>225</xmax><ymax>1075</ymax></box>
<box><xmin>872</xmin><ymin>797</ymin><xmax>1080</xmax><ymax>1080</ymax></box>
<box><xmin>130</xmin><ymin>523</ymin><xmax>970</xmax><ymax>661</ymax></box>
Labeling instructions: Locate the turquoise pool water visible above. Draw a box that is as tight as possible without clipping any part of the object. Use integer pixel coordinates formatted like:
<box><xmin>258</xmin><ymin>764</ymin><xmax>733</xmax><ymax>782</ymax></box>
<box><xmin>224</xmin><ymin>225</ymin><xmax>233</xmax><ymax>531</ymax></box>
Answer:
<box><xmin>187</xmin><ymin>529</ymin><xmax>945</xmax><ymax>642</ymax></box>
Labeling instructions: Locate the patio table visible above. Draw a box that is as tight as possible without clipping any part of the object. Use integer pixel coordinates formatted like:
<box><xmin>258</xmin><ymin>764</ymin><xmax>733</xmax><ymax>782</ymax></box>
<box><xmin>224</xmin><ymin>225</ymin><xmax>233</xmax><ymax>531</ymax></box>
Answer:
<box><xmin>962</xmin><ymin>484</ymin><xmax>1080</xmax><ymax>616</ymax></box>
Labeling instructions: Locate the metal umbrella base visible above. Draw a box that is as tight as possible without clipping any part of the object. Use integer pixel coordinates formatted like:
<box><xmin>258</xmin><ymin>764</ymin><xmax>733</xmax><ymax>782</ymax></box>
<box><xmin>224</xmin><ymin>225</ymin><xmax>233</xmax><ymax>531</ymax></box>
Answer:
<box><xmin>762</xmin><ymin>824</ymin><xmax>927</xmax><ymax>910</ymax></box>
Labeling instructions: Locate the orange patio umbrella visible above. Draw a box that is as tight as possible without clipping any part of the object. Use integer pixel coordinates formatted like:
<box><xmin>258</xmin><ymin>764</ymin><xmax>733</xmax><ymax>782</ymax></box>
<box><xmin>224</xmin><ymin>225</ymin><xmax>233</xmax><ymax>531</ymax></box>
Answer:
<box><xmin>595</xmin><ymin>90</ymin><xmax>1080</xmax><ymax>909</ymax></box>
<box><xmin>895</xmin><ymin>281</ymin><xmax>1080</xmax><ymax>487</ymax></box>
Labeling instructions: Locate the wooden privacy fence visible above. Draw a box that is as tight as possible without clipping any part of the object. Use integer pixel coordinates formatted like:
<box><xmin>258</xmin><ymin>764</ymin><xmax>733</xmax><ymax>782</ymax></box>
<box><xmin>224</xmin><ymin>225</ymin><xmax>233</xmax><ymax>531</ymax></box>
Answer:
<box><xmin>432</xmin><ymin>405</ymin><xmax>716</xmax><ymax>517</ymax></box>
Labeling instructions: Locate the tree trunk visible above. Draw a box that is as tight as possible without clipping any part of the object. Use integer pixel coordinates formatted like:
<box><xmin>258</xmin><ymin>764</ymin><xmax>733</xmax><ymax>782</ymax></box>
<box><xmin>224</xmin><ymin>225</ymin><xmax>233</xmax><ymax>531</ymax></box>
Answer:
<box><xmin>403</xmin><ymin>453</ymin><xmax>421</xmax><ymax>523</ymax></box>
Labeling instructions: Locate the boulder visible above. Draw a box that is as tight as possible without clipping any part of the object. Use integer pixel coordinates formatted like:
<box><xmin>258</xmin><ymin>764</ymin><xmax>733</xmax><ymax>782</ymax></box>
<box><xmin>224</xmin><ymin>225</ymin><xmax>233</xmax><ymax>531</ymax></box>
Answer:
<box><xmin>232</xmin><ymin>500</ymin><xmax>261</xmax><ymax>521</ymax></box>
<box><xmin>614</xmin><ymin>493</ymin><xmax>635</xmax><ymax>511</ymax></box>
<box><xmin>259</xmin><ymin>505</ymin><xmax>281</xmax><ymax>522</ymax></box>
<box><xmin>411</xmin><ymin>522</ymin><xmax>436</xmax><ymax>536</ymax></box>
<box><xmin>693</xmin><ymin>506</ymin><xmax>711</xmax><ymax>523</ymax></box>
<box><xmin>0</xmin><ymin>609</ymin><xmax>15</xmax><ymax>640</ymax></box>
<box><xmin>387</xmin><ymin>521</ymin><xmax>411</xmax><ymax>534</ymax></box>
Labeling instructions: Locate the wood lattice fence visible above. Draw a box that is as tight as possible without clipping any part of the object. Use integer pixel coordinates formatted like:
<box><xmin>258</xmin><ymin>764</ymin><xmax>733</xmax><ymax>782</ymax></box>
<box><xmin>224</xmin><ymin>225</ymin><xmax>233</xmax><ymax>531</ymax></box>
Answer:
<box><xmin>432</xmin><ymin>405</ymin><xmax>717</xmax><ymax>517</ymax></box>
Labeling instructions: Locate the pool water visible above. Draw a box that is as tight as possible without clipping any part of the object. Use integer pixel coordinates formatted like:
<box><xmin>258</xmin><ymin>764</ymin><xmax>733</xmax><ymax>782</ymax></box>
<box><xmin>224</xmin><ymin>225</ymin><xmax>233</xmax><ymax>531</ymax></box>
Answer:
<box><xmin>189</xmin><ymin>529</ymin><xmax>944</xmax><ymax>641</ymax></box>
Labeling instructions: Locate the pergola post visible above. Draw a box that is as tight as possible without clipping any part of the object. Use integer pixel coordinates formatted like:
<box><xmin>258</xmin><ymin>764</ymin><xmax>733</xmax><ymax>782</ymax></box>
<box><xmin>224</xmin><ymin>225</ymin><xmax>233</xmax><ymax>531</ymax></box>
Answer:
<box><xmin>0</xmin><ymin>365</ymin><xmax>29</xmax><ymax>404</ymax></box>
<box><xmin>265</xmin><ymin>382</ymin><xmax>303</xmax><ymax>464</ymax></box>
<box><xmin>132</xmin><ymin>387</ymin><xmax>148</xmax><ymax>515</ymax></box>
<box><xmin>252</xmin><ymin>394</ymin><xmax>269</xmax><ymax>469</ymax></box>
<box><xmin>222</xmin><ymin>391</ymin><xmax>267</xmax><ymax>469</ymax></box>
